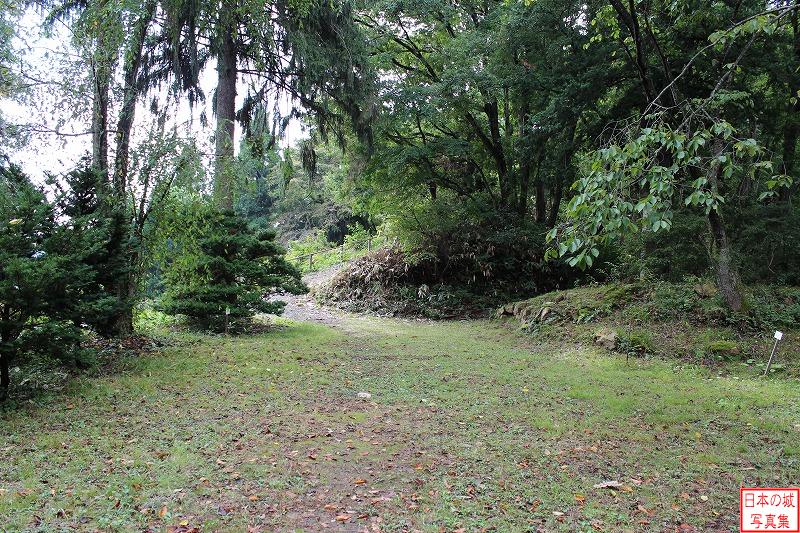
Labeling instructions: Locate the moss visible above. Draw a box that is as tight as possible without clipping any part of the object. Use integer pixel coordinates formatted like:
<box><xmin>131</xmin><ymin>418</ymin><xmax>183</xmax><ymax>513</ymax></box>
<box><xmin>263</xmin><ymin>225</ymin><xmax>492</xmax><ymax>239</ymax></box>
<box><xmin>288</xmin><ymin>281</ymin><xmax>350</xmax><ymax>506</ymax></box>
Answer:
<box><xmin>601</xmin><ymin>284</ymin><xmax>639</xmax><ymax>308</ymax></box>
<box><xmin>704</xmin><ymin>340</ymin><xmax>740</xmax><ymax>356</ymax></box>
<box><xmin>499</xmin><ymin>283</ymin><xmax>644</xmax><ymax>328</ymax></box>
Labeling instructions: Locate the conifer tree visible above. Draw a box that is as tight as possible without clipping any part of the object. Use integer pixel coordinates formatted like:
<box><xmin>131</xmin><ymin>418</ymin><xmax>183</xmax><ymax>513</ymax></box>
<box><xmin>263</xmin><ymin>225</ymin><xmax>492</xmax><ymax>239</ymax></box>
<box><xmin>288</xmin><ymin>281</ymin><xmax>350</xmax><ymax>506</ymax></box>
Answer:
<box><xmin>161</xmin><ymin>210</ymin><xmax>306</xmax><ymax>331</ymax></box>
<box><xmin>0</xmin><ymin>163</ymin><xmax>121</xmax><ymax>399</ymax></box>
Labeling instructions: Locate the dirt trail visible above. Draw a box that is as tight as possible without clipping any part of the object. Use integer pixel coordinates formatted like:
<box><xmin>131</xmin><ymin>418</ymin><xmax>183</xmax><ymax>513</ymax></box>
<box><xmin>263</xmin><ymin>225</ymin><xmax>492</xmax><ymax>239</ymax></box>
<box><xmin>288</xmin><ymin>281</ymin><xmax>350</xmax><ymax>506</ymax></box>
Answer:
<box><xmin>279</xmin><ymin>264</ymin><xmax>348</xmax><ymax>327</ymax></box>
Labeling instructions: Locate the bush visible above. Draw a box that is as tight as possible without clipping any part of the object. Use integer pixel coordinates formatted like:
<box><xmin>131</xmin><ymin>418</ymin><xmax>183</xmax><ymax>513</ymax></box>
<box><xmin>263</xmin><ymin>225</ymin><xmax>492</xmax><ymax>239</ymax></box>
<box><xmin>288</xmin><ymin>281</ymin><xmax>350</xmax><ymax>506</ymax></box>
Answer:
<box><xmin>743</xmin><ymin>285</ymin><xmax>800</xmax><ymax>331</ymax></box>
<box><xmin>638</xmin><ymin>213</ymin><xmax>712</xmax><ymax>281</ymax></box>
<box><xmin>286</xmin><ymin>224</ymin><xmax>381</xmax><ymax>274</ymax></box>
<box><xmin>317</xmin><ymin>219</ymin><xmax>595</xmax><ymax>318</ymax></box>
<box><xmin>614</xmin><ymin>205</ymin><xmax>800</xmax><ymax>286</ymax></box>
<box><xmin>616</xmin><ymin>329</ymin><xmax>656</xmax><ymax>357</ymax></box>
<box><xmin>727</xmin><ymin>204</ymin><xmax>800</xmax><ymax>285</ymax></box>
<box><xmin>703</xmin><ymin>340</ymin><xmax>741</xmax><ymax>359</ymax></box>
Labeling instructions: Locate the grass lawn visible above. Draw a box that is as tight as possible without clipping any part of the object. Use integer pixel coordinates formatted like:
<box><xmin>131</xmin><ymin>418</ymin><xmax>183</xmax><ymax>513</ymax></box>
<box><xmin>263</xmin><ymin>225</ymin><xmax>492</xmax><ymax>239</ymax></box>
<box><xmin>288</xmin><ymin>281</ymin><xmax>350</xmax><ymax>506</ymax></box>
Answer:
<box><xmin>1</xmin><ymin>316</ymin><xmax>799</xmax><ymax>532</ymax></box>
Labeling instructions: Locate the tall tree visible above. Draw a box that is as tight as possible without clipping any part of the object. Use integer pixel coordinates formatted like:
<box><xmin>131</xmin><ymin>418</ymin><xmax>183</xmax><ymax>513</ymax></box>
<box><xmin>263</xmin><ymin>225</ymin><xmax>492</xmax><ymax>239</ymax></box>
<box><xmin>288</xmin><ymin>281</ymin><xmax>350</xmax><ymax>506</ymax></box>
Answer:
<box><xmin>213</xmin><ymin>0</ymin><xmax>238</xmax><ymax>210</ymax></box>
<box><xmin>156</xmin><ymin>0</ymin><xmax>374</xmax><ymax>210</ymax></box>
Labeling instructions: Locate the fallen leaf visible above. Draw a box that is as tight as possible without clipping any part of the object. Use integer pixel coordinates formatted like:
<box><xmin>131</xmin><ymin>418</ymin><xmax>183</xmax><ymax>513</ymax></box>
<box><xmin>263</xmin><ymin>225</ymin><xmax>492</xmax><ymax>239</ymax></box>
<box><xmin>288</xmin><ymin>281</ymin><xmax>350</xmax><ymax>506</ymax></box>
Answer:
<box><xmin>574</xmin><ymin>493</ymin><xmax>586</xmax><ymax>503</ymax></box>
<box><xmin>323</xmin><ymin>503</ymin><xmax>337</xmax><ymax>511</ymax></box>
<box><xmin>159</xmin><ymin>505</ymin><xmax>168</xmax><ymax>518</ymax></box>
<box><xmin>335</xmin><ymin>514</ymin><xmax>351</xmax><ymax>522</ymax></box>
<box><xmin>593</xmin><ymin>480</ymin><xmax>623</xmax><ymax>490</ymax></box>
<box><xmin>248</xmin><ymin>495</ymin><xmax>259</xmax><ymax>501</ymax></box>
<box><xmin>354</xmin><ymin>478</ymin><xmax>367</xmax><ymax>485</ymax></box>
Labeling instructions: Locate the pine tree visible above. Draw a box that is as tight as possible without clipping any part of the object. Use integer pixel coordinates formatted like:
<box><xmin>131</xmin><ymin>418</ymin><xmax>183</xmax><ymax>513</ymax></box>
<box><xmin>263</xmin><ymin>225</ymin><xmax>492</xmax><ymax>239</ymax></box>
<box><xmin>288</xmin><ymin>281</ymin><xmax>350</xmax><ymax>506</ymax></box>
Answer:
<box><xmin>49</xmin><ymin>166</ymin><xmax>131</xmax><ymax>336</ymax></box>
<box><xmin>0</xmin><ymin>163</ymin><xmax>127</xmax><ymax>400</ymax></box>
<box><xmin>0</xmin><ymin>165</ymin><xmax>53</xmax><ymax>399</ymax></box>
<box><xmin>161</xmin><ymin>210</ymin><xmax>306</xmax><ymax>331</ymax></box>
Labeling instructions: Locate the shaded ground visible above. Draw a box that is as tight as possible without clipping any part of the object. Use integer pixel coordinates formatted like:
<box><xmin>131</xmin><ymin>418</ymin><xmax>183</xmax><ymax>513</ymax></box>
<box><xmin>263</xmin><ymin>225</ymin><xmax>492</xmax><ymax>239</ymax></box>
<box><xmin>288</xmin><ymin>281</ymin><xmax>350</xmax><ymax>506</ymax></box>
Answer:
<box><xmin>2</xmin><ymin>302</ymin><xmax>799</xmax><ymax>531</ymax></box>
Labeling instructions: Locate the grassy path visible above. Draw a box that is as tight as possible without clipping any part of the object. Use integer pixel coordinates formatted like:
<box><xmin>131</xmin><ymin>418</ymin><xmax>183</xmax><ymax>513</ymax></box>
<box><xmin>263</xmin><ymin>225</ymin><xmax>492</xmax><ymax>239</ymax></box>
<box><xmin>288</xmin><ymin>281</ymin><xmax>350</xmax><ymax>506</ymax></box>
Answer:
<box><xmin>1</xmin><ymin>314</ymin><xmax>799</xmax><ymax>532</ymax></box>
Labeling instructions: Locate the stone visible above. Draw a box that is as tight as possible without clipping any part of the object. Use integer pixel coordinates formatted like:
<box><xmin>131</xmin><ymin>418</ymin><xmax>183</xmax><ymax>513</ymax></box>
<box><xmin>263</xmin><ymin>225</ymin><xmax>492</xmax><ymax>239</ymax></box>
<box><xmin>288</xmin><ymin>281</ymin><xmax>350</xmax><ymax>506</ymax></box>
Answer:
<box><xmin>594</xmin><ymin>329</ymin><xmax>618</xmax><ymax>350</ymax></box>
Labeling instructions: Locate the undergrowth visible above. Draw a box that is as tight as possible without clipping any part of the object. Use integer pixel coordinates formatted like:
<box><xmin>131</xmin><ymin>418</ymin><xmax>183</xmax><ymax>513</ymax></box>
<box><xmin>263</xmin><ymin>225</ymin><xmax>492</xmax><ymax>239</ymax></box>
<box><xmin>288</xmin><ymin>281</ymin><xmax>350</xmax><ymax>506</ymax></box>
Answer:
<box><xmin>498</xmin><ymin>279</ymin><xmax>800</xmax><ymax>376</ymax></box>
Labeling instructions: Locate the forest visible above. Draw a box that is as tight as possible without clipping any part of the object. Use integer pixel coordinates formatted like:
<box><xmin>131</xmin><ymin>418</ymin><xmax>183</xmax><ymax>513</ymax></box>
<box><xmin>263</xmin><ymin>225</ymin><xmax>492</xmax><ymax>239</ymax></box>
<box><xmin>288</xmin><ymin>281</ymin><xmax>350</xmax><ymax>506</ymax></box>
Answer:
<box><xmin>1</xmin><ymin>0</ymin><xmax>799</xmax><ymax>531</ymax></box>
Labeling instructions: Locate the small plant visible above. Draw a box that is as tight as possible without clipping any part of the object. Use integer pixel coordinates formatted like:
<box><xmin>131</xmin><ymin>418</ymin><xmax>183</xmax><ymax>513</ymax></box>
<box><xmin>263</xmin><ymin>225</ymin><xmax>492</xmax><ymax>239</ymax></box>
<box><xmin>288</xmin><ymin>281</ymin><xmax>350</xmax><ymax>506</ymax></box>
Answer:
<box><xmin>745</xmin><ymin>358</ymin><xmax>785</xmax><ymax>374</ymax></box>
<box><xmin>287</xmin><ymin>225</ymin><xmax>381</xmax><ymax>274</ymax></box>
<box><xmin>133</xmin><ymin>304</ymin><xmax>178</xmax><ymax>336</ymax></box>
<box><xmin>616</xmin><ymin>329</ymin><xmax>656</xmax><ymax>358</ymax></box>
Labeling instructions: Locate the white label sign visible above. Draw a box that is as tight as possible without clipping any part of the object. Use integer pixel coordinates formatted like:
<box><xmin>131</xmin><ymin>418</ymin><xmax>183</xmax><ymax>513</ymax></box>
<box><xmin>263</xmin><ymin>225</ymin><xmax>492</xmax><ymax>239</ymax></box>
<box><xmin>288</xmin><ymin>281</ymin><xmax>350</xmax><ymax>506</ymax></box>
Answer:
<box><xmin>774</xmin><ymin>331</ymin><xmax>783</xmax><ymax>341</ymax></box>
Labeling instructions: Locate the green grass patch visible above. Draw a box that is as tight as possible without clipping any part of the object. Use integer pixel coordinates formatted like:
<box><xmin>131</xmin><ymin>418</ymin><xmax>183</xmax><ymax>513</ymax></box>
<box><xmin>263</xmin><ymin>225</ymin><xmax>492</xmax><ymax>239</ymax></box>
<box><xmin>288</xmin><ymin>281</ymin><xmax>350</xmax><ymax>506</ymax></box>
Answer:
<box><xmin>1</xmin><ymin>316</ymin><xmax>798</xmax><ymax>531</ymax></box>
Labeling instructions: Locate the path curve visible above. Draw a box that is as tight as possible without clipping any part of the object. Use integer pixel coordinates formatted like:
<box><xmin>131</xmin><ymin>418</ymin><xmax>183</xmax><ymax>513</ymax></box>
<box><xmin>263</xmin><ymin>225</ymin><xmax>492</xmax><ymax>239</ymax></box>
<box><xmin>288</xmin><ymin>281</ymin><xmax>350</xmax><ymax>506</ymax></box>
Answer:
<box><xmin>279</xmin><ymin>263</ymin><xmax>347</xmax><ymax>326</ymax></box>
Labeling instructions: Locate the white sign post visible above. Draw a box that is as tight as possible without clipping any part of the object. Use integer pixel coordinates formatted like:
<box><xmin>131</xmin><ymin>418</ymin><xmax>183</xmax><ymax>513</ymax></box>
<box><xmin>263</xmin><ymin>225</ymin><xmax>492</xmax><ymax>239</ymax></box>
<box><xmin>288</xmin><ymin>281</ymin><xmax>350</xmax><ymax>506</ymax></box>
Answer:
<box><xmin>763</xmin><ymin>331</ymin><xmax>783</xmax><ymax>376</ymax></box>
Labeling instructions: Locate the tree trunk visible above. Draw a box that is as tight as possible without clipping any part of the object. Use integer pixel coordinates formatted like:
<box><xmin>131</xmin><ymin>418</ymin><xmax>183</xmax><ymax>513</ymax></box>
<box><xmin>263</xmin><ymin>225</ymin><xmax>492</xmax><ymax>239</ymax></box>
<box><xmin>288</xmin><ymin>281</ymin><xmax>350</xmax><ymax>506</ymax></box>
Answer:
<box><xmin>516</xmin><ymin>101</ymin><xmax>531</xmax><ymax>218</ymax></box>
<box><xmin>547</xmin><ymin>123</ymin><xmax>577</xmax><ymax>227</ymax></box>
<box><xmin>780</xmin><ymin>116</ymin><xmax>797</xmax><ymax>203</ymax></box>
<box><xmin>214</xmin><ymin>8</ymin><xmax>238</xmax><ymax>212</ymax></box>
<box><xmin>109</xmin><ymin>2</ymin><xmax>156</xmax><ymax>337</ymax></box>
<box><xmin>534</xmin><ymin>158</ymin><xmax>545</xmax><ymax>223</ymax></box>
<box><xmin>91</xmin><ymin>0</ymin><xmax>113</xmax><ymax>174</ymax></box>
<box><xmin>518</xmin><ymin>160</ymin><xmax>531</xmax><ymax>218</ymax></box>
<box><xmin>92</xmin><ymin>57</ymin><xmax>111</xmax><ymax>174</ymax></box>
<box><xmin>707</xmin><ymin>209</ymin><xmax>742</xmax><ymax>312</ymax></box>
<box><xmin>547</xmin><ymin>178</ymin><xmax>562</xmax><ymax>228</ymax></box>
<box><xmin>608</xmin><ymin>0</ymin><xmax>657</xmax><ymax>105</ymax></box>
<box><xmin>112</xmin><ymin>271</ymin><xmax>136</xmax><ymax>336</ymax></box>
<box><xmin>781</xmin><ymin>6</ymin><xmax>799</xmax><ymax>202</ymax></box>
<box><xmin>707</xmin><ymin>138</ymin><xmax>743</xmax><ymax>312</ymax></box>
<box><xmin>0</xmin><ymin>352</ymin><xmax>9</xmax><ymax>401</ymax></box>
<box><xmin>113</xmin><ymin>1</ymin><xmax>155</xmax><ymax>196</ymax></box>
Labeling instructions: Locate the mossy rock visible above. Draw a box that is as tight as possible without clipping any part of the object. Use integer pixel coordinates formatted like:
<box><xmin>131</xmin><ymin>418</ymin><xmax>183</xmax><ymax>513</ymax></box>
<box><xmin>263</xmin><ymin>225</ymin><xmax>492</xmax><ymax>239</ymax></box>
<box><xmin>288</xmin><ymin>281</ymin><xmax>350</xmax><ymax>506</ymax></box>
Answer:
<box><xmin>497</xmin><ymin>283</ymin><xmax>644</xmax><ymax>328</ymax></box>
<box><xmin>703</xmin><ymin>340</ymin><xmax>740</xmax><ymax>357</ymax></box>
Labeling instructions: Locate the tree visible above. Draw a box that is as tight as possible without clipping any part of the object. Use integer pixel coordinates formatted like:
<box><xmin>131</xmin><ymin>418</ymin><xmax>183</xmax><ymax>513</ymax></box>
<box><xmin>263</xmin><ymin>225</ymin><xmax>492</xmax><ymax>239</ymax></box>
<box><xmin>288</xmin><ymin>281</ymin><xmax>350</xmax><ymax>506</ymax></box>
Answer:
<box><xmin>41</xmin><ymin>0</ymin><xmax>166</xmax><ymax>335</ymax></box>
<box><xmin>546</xmin><ymin>2</ymin><xmax>799</xmax><ymax>311</ymax></box>
<box><xmin>156</xmin><ymin>0</ymin><xmax>375</xmax><ymax>210</ymax></box>
<box><xmin>0</xmin><ymin>1</ymin><xmax>26</xmax><ymax>152</ymax></box>
<box><xmin>0</xmin><ymin>163</ymin><xmax>121</xmax><ymax>399</ymax></box>
<box><xmin>160</xmin><ymin>204</ymin><xmax>306</xmax><ymax>331</ymax></box>
<box><xmin>0</xmin><ymin>165</ymin><xmax>54</xmax><ymax>398</ymax></box>
<box><xmin>48</xmin><ymin>164</ymin><xmax>128</xmax><ymax>335</ymax></box>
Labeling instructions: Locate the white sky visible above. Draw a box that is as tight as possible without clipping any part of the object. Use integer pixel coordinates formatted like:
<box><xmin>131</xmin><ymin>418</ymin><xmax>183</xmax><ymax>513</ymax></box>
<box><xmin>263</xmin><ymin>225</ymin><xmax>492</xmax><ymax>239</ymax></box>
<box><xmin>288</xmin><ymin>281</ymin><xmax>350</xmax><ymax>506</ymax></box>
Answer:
<box><xmin>4</xmin><ymin>9</ymin><xmax>305</xmax><ymax>182</ymax></box>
